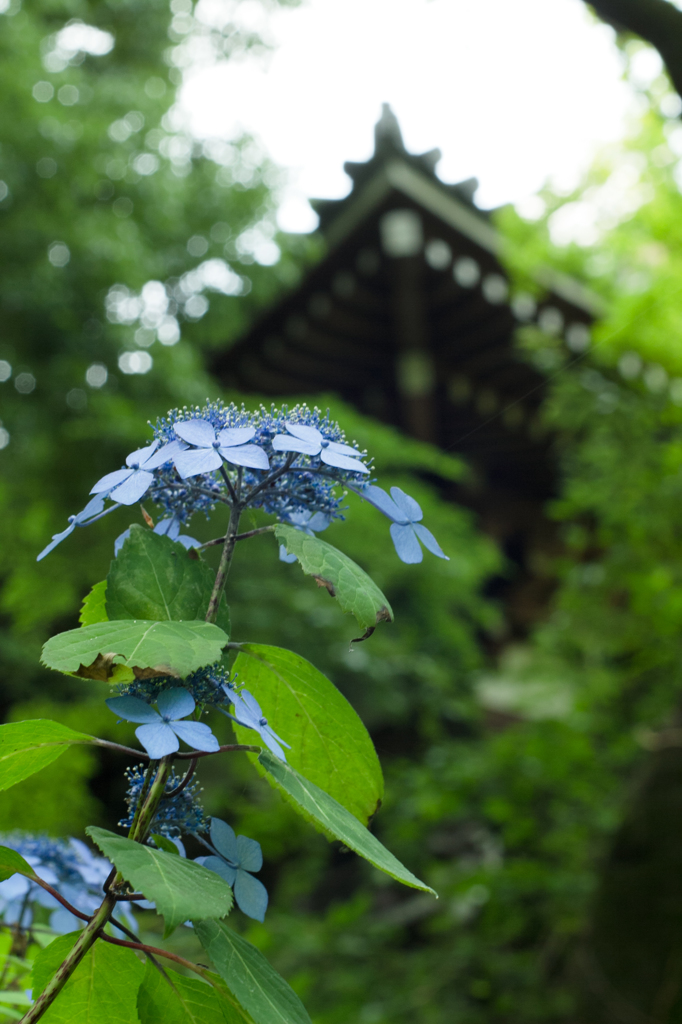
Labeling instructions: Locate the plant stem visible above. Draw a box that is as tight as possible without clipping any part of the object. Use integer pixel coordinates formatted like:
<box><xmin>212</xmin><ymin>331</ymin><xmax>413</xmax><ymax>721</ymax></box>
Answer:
<box><xmin>129</xmin><ymin>758</ymin><xmax>172</xmax><ymax>844</ymax></box>
<box><xmin>205</xmin><ymin>503</ymin><xmax>241</xmax><ymax>623</ymax></box>
<box><xmin>20</xmin><ymin>893</ymin><xmax>117</xmax><ymax>1024</ymax></box>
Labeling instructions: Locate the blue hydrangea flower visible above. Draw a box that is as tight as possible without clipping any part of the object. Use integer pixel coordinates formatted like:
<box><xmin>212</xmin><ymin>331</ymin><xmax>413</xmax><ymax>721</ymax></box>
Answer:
<box><xmin>0</xmin><ymin>834</ymin><xmax>135</xmax><ymax>935</ymax></box>
<box><xmin>360</xmin><ymin>485</ymin><xmax>449</xmax><ymax>564</ymax></box>
<box><xmin>106</xmin><ymin>688</ymin><xmax>220</xmax><ymax>759</ymax></box>
<box><xmin>90</xmin><ymin>441</ymin><xmax>173</xmax><ymax>506</ymax></box>
<box><xmin>197</xmin><ymin>818</ymin><xmax>268</xmax><ymax>922</ymax></box>
<box><xmin>220</xmin><ymin>683</ymin><xmax>290</xmax><ymax>761</ymax></box>
<box><xmin>171</xmin><ymin>419</ymin><xmax>269</xmax><ymax>477</ymax></box>
<box><xmin>114</xmin><ymin>516</ymin><xmax>200</xmax><ymax>556</ymax></box>
<box><xmin>279</xmin><ymin>510</ymin><xmax>331</xmax><ymax>563</ymax></box>
<box><xmin>119</xmin><ymin>765</ymin><xmax>209</xmax><ymax>839</ymax></box>
<box><xmin>273</xmin><ymin>421</ymin><xmax>369</xmax><ymax>473</ymax></box>
<box><xmin>36</xmin><ymin>494</ymin><xmax>108</xmax><ymax>561</ymax></box>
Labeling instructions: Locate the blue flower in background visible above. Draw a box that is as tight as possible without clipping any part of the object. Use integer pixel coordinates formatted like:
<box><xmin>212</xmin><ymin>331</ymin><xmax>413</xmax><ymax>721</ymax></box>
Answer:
<box><xmin>279</xmin><ymin>509</ymin><xmax>331</xmax><ymax>563</ymax></box>
<box><xmin>91</xmin><ymin>440</ymin><xmax>172</xmax><ymax>506</ymax></box>
<box><xmin>220</xmin><ymin>684</ymin><xmax>290</xmax><ymax>761</ymax></box>
<box><xmin>172</xmin><ymin>419</ymin><xmax>270</xmax><ymax>477</ymax></box>
<box><xmin>106</xmin><ymin>688</ymin><xmax>220</xmax><ymax>759</ymax></box>
<box><xmin>197</xmin><ymin>818</ymin><xmax>268</xmax><ymax>922</ymax></box>
<box><xmin>0</xmin><ymin>835</ymin><xmax>135</xmax><ymax>935</ymax></box>
<box><xmin>360</xmin><ymin>485</ymin><xmax>449</xmax><ymax>564</ymax></box>
<box><xmin>273</xmin><ymin>421</ymin><xmax>370</xmax><ymax>474</ymax></box>
<box><xmin>36</xmin><ymin>494</ymin><xmax>108</xmax><ymax>561</ymax></box>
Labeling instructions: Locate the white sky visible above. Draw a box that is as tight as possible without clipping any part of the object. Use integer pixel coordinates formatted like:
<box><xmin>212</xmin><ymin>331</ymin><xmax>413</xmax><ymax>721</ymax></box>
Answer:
<box><xmin>181</xmin><ymin>0</ymin><xmax>636</xmax><ymax>231</ymax></box>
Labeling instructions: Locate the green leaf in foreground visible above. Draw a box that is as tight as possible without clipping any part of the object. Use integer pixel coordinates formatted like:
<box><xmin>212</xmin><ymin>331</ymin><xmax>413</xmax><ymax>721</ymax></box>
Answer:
<box><xmin>0</xmin><ymin>846</ymin><xmax>36</xmax><ymax>882</ymax></box>
<box><xmin>232</xmin><ymin>644</ymin><xmax>383</xmax><ymax>824</ymax></box>
<box><xmin>32</xmin><ymin>931</ymin><xmax>145</xmax><ymax>1023</ymax></box>
<box><xmin>0</xmin><ymin>720</ymin><xmax>94</xmax><ymax>792</ymax></box>
<box><xmin>79</xmin><ymin>580</ymin><xmax>108</xmax><ymax>626</ymax></box>
<box><xmin>274</xmin><ymin>526</ymin><xmax>393</xmax><ymax>635</ymax></box>
<box><xmin>106</xmin><ymin>525</ymin><xmax>230</xmax><ymax>634</ymax></box>
<box><xmin>137</xmin><ymin>960</ymin><xmax>248</xmax><ymax>1024</ymax></box>
<box><xmin>195</xmin><ymin>920</ymin><xmax>311</xmax><ymax>1024</ymax></box>
<box><xmin>41</xmin><ymin>619</ymin><xmax>229</xmax><ymax>682</ymax></box>
<box><xmin>87</xmin><ymin>827</ymin><xmax>233</xmax><ymax>936</ymax></box>
<box><xmin>258</xmin><ymin>751</ymin><xmax>436</xmax><ymax>895</ymax></box>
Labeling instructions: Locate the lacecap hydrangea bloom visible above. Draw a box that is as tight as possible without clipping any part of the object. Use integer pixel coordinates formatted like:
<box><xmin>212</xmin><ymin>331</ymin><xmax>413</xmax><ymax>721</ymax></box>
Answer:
<box><xmin>37</xmin><ymin>401</ymin><xmax>448</xmax><ymax>566</ymax></box>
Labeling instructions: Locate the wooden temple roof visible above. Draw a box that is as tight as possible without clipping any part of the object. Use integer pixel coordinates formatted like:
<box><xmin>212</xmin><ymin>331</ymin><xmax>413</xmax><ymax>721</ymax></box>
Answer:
<box><xmin>213</xmin><ymin>105</ymin><xmax>601</xmax><ymax>510</ymax></box>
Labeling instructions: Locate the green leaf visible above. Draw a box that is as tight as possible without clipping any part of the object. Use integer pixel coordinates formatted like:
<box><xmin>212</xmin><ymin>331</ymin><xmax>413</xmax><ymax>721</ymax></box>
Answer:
<box><xmin>87</xmin><ymin>827</ymin><xmax>233</xmax><ymax>937</ymax></box>
<box><xmin>257</xmin><ymin>751</ymin><xmax>436</xmax><ymax>896</ymax></box>
<box><xmin>0</xmin><ymin>720</ymin><xmax>94</xmax><ymax>792</ymax></box>
<box><xmin>106</xmin><ymin>525</ymin><xmax>230</xmax><ymax>634</ymax></box>
<box><xmin>150</xmin><ymin>834</ymin><xmax>180</xmax><ymax>855</ymax></box>
<box><xmin>0</xmin><ymin>846</ymin><xmax>36</xmax><ymax>882</ymax></box>
<box><xmin>41</xmin><ymin>619</ymin><xmax>229</xmax><ymax>682</ymax></box>
<box><xmin>274</xmin><ymin>525</ymin><xmax>393</xmax><ymax>634</ymax></box>
<box><xmin>195</xmin><ymin>920</ymin><xmax>311</xmax><ymax>1024</ymax></box>
<box><xmin>32</xmin><ymin>932</ymin><xmax>145</xmax><ymax>1023</ymax></box>
<box><xmin>232</xmin><ymin>645</ymin><xmax>383</xmax><ymax>825</ymax></box>
<box><xmin>137</xmin><ymin>960</ymin><xmax>249</xmax><ymax>1024</ymax></box>
<box><xmin>79</xmin><ymin>580</ymin><xmax>108</xmax><ymax>626</ymax></box>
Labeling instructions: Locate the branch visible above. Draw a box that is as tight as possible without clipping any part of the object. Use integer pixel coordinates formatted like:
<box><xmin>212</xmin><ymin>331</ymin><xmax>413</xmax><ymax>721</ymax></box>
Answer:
<box><xmin>173</xmin><ymin>743</ymin><xmax>261</xmax><ymax>760</ymax></box>
<box><xmin>201</xmin><ymin>526</ymin><xmax>275</xmax><ymax>549</ymax></box>
<box><xmin>99</xmin><ymin>932</ymin><xmax>209</xmax><ymax>977</ymax></box>
<box><xmin>588</xmin><ymin>0</ymin><xmax>682</xmax><ymax>98</ymax></box>
<box><xmin>30</xmin><ymin>878</ymin><xmax>90</xmax><ymax>922</ymax></box>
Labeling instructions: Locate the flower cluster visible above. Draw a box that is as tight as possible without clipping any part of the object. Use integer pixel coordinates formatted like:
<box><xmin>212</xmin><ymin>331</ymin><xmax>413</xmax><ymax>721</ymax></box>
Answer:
<box><xmin>109</xmin><ymin>665</ymin><xmax>289</xmax><ymax>762</ymax></box>
<box><xmin>120</xmin><ymin>765</ymin><xmax>209</xmax><ymax>839</ymax></box>
<box><xmin>0</xmin><ymin>834</ymin><xmax>134</xmax><ymax>935</ymax></box>
<box><xmin>36</xmin><ymin>399</ymin><xmax>448</xmax><ymax>566</ymax></box>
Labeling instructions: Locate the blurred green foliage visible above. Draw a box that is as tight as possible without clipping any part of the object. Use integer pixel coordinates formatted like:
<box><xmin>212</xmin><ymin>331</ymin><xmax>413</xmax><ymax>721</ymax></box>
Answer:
<box><xmin>5</xmin><ymin>8</ymin><xmax>682</xmax><ymax>1024</ymax></box>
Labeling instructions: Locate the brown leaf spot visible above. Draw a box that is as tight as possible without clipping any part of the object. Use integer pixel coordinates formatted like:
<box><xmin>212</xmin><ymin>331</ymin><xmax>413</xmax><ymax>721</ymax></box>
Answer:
<box><xmin>74</xmin><ymin>652</ymin><xmax>119</xmax><ymax>681</ymax></box>
<box><xmin>350</xmin><ymin>626</ymin><xmax>375</xmax><ymax>644</ymax></box>
<box><xmin>140</xmin><ymin>506</ymin><xmax>155</xmax><ymax>528</ymax></box>
<box><xmin>313</xmin><ymin>575</ymin><xmax>336</xmax><ymax>597</ymax></box>
<box><xmin>133</xmin><ymin>664</ymin><xmax>179</xmax><ymax>680</ymax></box>
<box><xmin>376</xmin><ymin>605</ymin><xmax>393</xmax><ymax>624</ymax></box>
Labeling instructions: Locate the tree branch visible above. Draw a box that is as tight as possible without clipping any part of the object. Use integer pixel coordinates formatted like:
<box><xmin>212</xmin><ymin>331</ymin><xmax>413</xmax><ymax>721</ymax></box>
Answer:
<box><xmin>588</xmin><ymin>0</ymin><xmax>682</xmax><ymax>99</ymax></box>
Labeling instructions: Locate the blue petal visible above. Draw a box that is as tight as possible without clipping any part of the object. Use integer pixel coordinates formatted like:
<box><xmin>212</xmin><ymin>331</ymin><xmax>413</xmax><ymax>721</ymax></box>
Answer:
<box><xmin>114</xmin><ymin>528</ymin><xmax>131</xmax><ymax>556</ymax></box>
<box><xmin>390</xmin><ymin>523</ymin><xmax>423</xmax><ymax>564</ymax></box>
<box><xmin>216</xmin><ymin>426</ymin><xmax>256</xmax><ymax>447</ymax></box>
<box><xmin>144</xmin><ymin>439</ymin><xmax>187</xmax><ymax>470</ymax></box>
<box><xmin>238</xmin><ymin>691</ymin><xmax>264</xmax><ymax>721</ymax></box>
<box><xmin>176</xmin><ymin>534</ymin><xmax>201</xmax><ymax>550</ymax></box>
<box><xmin>37</xmin><ymin>522</ymin><xmax>75</xmax><ymax>561</ymax></box>
<box><xmin>233</xmin><ymin>870</ymin><xmax>268</xmax><ymax>922</ymax></box>
<box><xmin>219</xmin><ymin>443</ymin><xmax>270</xmax><ymax>470</ymax></box>
<box><xmin>413</xmin><ymin>523</ymin><xmax>449</xmax><ymax>560</ymax></box>
<box><xmin>358</xmin><ymin>485</ymin><xmax>406</xmax><ymax>524</ymax></box>
<box><xmin>389</xmin><ymin>487</ymin><xmax>423</xmax><ymax>523</ymax></box>
<box><xmin>173</xmin><ymin>419</ymin><xmax>216</xmax><ymax>447</ymax></box>
<box><xmin>154</xmin><ymin>517</ymin><xmax>180</xmax><ymax>539</ymax></box>
<box><xmin>126</xmin><ymin>439</ymin><xmax>160</xmax><ymax>469</ymax></box>
<box><xmin>202</xmin><ymin>855</ymin><xmax>236</xmax><ymax>887</ymax></box>
<box><xmin>320</xmin><ymin>450</ymin><xmax>370</xmax><ymax>473</ymax></box>
<box><xmin>106</xmin><ymin>696</ymin><xmax>160</xmax><ymax>724</ymax></box>
<box><xmin>210</xmin><ymin>818</ymin><xmax>238</xmax><ymax>862</ymax></box>
<box><xmin>279</xmin><ymin>544</ymin><xmax>298</xmax><ymax>563</ymax></box>
<box><xmin>236</xmin><ymin>835</ymin><xmax>262</xmax><ymax>873</ymax></box>
<box><xmin>272</xmin><ymin>435</ymin><xmax>320</xmax><ymax>456</ymax></box>
<box><xmin>284</xmin><ymin>421</ymin><xmax>322</xmax><ymax>445</ymax></box>
<box><xmin>90</xmin><ymin>468</ymin><xmax>132</xmax><ymax>495</ymax></box>
<box><xmin>135</xmin><ymin>723</ymin><xmax>179</xmax><ymax>759</ymax></box>
<box><xmin>157</xmin><ymin>687</ymin><xmax>195</xmax><ymax>722</ymax></box>
<box><xmin>307</xmin><ymin>512</ymin><xmax>331</xmax><ymax>532</ymax></box>
<box><xmin>258</xmin><ymin>728</ymin><xmax>287</xmax><ymax>762</ymax></box>
<box><xmin>326</xmin><ymin>440</ymin><xmax>363</xmax><ymax>458</ymax></box>
<box><xmin>264</xmin><ymin>723</ymin><xmax>291</xmax><ymax>750</ymax></box>
<box><xmin>174</xmin><ymin>447</ymin><xmax>222</xmax><ymax>479</ymax></box>
<box><xmin>109</xmin><ymin>470</ymin><xmax>154</xmax><ymax>505</ymax></box>
<box><xmin>75</xmin><ymin>494</ymin><xmax>106</xmax><ymax>523</ymax></box>
<box><xmin>171</xmin><ymin>721</ymin><xmax>220</xmax><ymax>752</ymax></box>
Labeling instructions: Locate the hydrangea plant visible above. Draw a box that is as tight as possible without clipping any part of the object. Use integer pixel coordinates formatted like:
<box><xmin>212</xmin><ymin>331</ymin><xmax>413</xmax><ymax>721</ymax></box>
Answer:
<box><xmin>4</xmin><ymin>402</ymin><xmax>445</xmax><ymax>1024</ymax></box>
